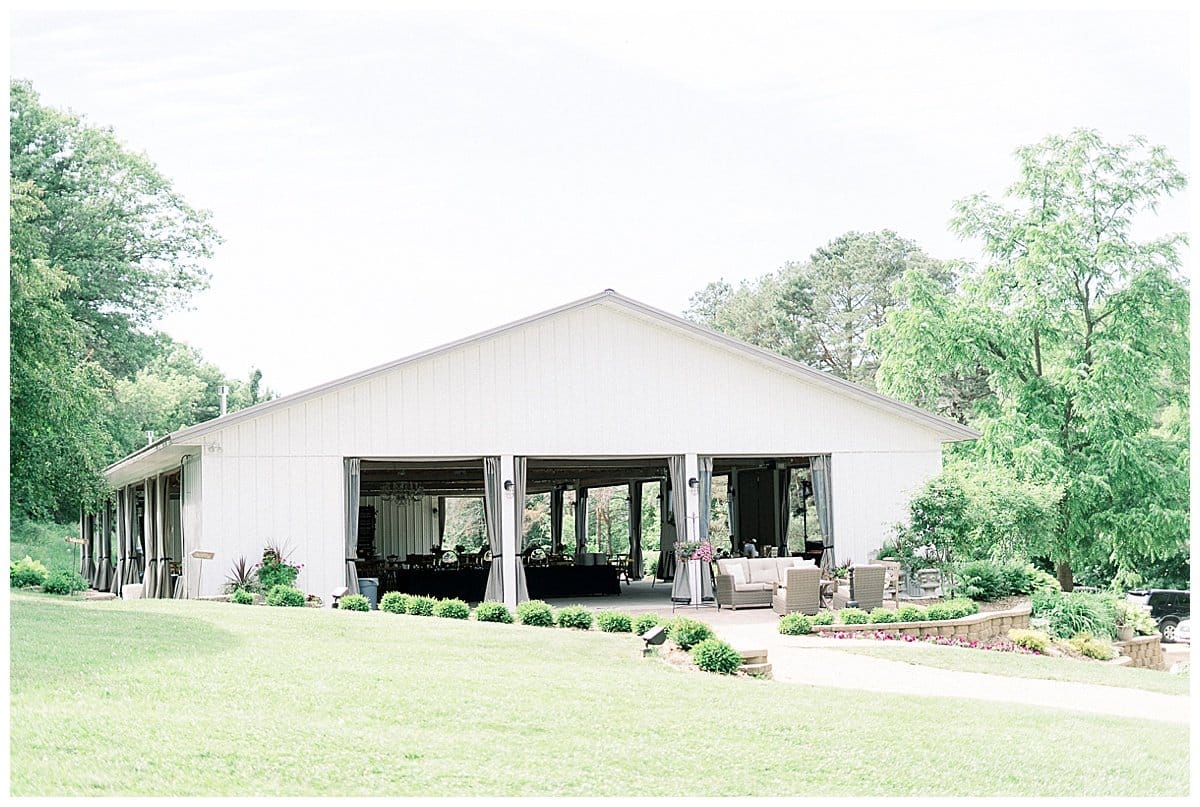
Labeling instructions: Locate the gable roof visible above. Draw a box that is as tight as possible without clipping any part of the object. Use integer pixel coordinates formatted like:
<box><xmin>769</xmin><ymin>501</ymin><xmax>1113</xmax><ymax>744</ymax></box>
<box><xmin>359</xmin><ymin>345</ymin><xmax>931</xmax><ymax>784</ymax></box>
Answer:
<box><xmin>106</xmin><ymin>290</ymin><xmax>977</xmax><ymax>476</ymax></box>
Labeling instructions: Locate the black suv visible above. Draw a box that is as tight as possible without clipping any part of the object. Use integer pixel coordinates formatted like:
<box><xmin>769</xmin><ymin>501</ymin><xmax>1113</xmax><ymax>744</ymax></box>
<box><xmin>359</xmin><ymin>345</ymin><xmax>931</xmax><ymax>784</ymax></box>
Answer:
<box><xmin>1126</xmin><ymin>589</ymin><xmax>1190</xmax><ymax>642</ymax></box>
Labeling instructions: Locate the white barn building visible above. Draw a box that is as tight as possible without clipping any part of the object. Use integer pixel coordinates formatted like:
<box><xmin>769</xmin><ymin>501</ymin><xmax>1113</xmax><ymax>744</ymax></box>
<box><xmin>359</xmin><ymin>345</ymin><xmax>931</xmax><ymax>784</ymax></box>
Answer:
<box><xmin>92</xmin><ymin>290</ymin><xmax>977</xmax><ymax>608</ymax></box>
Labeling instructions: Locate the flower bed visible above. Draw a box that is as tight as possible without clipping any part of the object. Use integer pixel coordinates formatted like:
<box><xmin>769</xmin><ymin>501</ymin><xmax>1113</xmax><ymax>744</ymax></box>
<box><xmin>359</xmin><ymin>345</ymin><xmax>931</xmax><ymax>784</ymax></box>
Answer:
<box><xmin>818</xmin><ymin>629</ymin><xmax>1040</xmax><ymax>655</ymax></box>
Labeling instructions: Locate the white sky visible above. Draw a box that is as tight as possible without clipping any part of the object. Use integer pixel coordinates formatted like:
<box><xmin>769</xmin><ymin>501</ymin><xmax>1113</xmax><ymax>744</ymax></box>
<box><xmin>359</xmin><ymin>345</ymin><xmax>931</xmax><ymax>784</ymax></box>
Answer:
<box><xmin>9</xmin><ymin>4</ymin><xmax>1191</xmax><ymax>395</ymax></box>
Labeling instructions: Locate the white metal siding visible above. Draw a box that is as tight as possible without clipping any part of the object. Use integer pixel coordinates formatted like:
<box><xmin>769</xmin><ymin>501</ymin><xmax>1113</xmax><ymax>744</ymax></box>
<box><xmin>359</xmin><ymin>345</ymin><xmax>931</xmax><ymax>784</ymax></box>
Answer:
<box><xmin>361</xmin><ymin>495</ymin><xmax>439</xmax><ymax>560</ymax></box>
<box><xmin>830</xmin><ymin>450</ymin><xmax>943</xmax><ymax>565</ymax></box>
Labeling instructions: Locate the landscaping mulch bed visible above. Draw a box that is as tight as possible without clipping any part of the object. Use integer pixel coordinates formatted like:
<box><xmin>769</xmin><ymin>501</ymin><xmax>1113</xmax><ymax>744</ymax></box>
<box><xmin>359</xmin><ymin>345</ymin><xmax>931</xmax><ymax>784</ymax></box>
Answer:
<box><xmin>975</xmin><ymin>595</ymin><xmax>1030</xmax><ymax>613</ymax></box>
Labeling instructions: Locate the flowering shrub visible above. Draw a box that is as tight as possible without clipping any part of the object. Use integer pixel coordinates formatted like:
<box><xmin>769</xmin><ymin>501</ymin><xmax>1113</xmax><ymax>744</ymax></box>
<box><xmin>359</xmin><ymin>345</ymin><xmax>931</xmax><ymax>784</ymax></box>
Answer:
<box><xmin>256</xmin><ymin>544</ymin><xmax>302</xmax><ymax>591</ymax></box>
<box><xmin>633</xmin><ymin>613</ymin><xmax>663</xmax><ymax>636</ymax></box>
<box><xmin>817</xmin><ymin>629</ymin><xmax>1040</xmax><ymax>655</ymax></box>
<box><xmin>677</xmin><ymin>541</ymin><xmax>715</xmax><ymax>563</ymax></box>
<box><xmin>691</xmin><ymin>638</ymin><xmax>743</xmax><ymax>674</ymax></box>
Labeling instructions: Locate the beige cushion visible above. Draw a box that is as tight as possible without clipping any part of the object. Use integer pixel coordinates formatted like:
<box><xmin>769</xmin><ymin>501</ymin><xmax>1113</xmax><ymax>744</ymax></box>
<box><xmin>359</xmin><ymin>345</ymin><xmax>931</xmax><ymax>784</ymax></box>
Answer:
<box><xmin>748</xmin><ymin>558</ymin><xmax>780</xmax><ymax>584</ymax></box>
<box><xmin>734</xmin><ymin>582</ymin><xmax>773</xmax><ymax>592</ymax></box>
<box><xmin>726</xmin><ymin>563</ymin><xmax>747</xmax><ymax>586</ymax></box>
<box><xmin>792</xmin><ymin>558</ymin><xmax>816</xmax><ymax>567</ymax></box>
<box><xmin>717</xmin><ymin>558</ymin><xmax>748</xmax><ymax>579</ymax></box>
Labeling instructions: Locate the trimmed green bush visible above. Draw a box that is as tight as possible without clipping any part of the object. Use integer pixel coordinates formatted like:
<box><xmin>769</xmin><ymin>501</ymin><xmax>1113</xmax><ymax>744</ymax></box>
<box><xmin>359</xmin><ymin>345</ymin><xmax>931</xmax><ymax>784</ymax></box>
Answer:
<box><xmin>379</xmin><ymin>591</ymin><xmax>409</xmax><ymax>614</ymax></box>
<box><xmin>778</xmin><ymin>613</ymin><xmax>813</xmax><ymax>635</ymax></box>
<box><xmin>266</xmin><ymin>585</ymin><xmax>306</xmax><ymax>607</ymax></box>
<box><xmin>633</xmin><ymin>613</ymin><xmax>663</xmax><ymax>636</ymax></box>
<box><xmin>691</xmin><ymin>638</ymin><xmax>743</xmax><ymax>674</ymax></box>
<box><xmin>668</xmin><ymin>617</ymin><xmax>714</xmax><ymax>650</ymax></box>
<box><xmin>338</xmin><ymin>594</ymin><xmax>370</xmax><ymax>612</ymax></box>
<box><xmin>407</xmin><ymin>595</ymin><xmax>436</xmax><ymax>616</ymax></box>
<box><xmin>1008</xmin><ymin>628</ymin><xmax>1050</xmax><ymax>653</ymax></box>
<box><xmin>433</xmin><ymin>598</ymin><xmax>470</xmax><ymax>619</ymax></box>
<box><xmin>1034</xmin><ymin>591</ymin><xmax>1114</xmax><ymax>639</ymax></box>
<box><xmin>840</xmin><ymin>608</ymin><xmax>869</xmax><ymax>625</ymax></box>
<box><xmin>474</xmin><ymin>602</ymin><xmax>513</xmax><ymax>623</ymax></box>
<box><xmin>869</xmin><ymin>608</ymin><xmax>898</xmax><ymax>623</ymax></box>
<box><xmin>810</xmin><ymin>611</ymin><xmax>835</xmax><ymax>626</ymax></box>
<box><xmin>555</xmin><ymin>606</ymin><xmax>594</xmax><ymax>630</ymax></box>
<box><xmin>10</xmin><ymin>556</ymin><xmax>48</xmax><ymax>588</ymax></box>
<box><xmin>516</xmin><ymin>599</ymin><xmax>554</xmax><ymax>627</ymax></box>
<box><xmin>42</xmin><ymin>569</ymin><xmax>87</xmax><ymax>595</ymax></box>
<box><xmin>895</xmin><ymin>605</ymin><xmax>926</xmax><ymax>623</ymax></box>
<box><xmin>595</xmin><ymin>611</ymin><xmax>633</xmax><ymax>633</ymax></box>
<box><xmin>1070</xmin><ymin>632</ymin><xmax>1116</xmax><ymax>661</ymax></box>
<box><xmin>926</xmin><ymin>598</ymin><xmax>979</xmax><ymax>621</ymax></box>
<box><xmin>230</xmin><ymin>589</ymin><xmax>254</xmax><ymax>605</ymax></box>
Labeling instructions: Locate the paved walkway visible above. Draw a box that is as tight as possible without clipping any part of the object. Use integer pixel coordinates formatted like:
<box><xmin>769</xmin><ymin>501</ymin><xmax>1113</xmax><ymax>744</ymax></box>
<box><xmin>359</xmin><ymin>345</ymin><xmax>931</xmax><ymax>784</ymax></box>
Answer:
<box><xmin>711</xmin><ymin>617</ymin><xmax>1190</xmax><ymax>725</ymax></box>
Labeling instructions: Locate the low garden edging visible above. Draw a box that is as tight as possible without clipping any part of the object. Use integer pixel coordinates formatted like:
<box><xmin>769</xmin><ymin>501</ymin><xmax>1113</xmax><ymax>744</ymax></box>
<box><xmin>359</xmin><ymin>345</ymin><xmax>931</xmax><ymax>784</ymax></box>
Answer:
<box><xmin>816</xmin><ymin>604</ymin><xmax>1031</xmax><ymax>641</ymax></box>
<box><xmin>1113</xmin><ymin>635</ymin><xmax>1163</xmax><ymax>670</ymax></box>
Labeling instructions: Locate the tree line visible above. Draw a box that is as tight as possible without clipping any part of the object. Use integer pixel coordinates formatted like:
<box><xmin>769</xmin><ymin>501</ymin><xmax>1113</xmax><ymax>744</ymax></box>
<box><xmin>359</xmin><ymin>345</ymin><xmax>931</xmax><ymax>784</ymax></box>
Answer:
<box><xmin>688</xmin><ymin>130</ymin><xmax>1189</xmax><ymax>591</ymax></box>
<box><xmin>10</xmin><ymin>80</ymin><xmax>271</xmax><ymax>521</ymax></box>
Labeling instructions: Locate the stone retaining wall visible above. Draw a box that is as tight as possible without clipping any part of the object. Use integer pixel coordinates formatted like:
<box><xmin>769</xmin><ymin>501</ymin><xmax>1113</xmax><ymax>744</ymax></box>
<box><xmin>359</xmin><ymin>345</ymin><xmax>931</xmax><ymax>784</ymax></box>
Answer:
<box><xmin>817</xmin><ymin>605</ymin><xmax>1031</xmax><ymax>641</ymax></box>
<box><xmin>1114</xmin><ymin>634</ymin><xmax>1164</xmax><ymax>670</ymax></box>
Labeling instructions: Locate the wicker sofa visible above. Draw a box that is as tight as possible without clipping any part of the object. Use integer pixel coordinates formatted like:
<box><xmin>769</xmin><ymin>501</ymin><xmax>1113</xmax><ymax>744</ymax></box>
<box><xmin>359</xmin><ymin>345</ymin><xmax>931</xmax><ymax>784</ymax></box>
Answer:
<box><xmin>715</xmin><ymin>557</ymin><xmax>821</xmax><ymax>612</ymax></box>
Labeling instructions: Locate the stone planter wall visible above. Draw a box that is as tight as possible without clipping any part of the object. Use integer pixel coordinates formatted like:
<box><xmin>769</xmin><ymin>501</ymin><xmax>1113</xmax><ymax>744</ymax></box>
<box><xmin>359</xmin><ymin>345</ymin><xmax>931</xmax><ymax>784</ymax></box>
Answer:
<box><xmin>1113</xmin><ymin>634</ymin><xmax>1163</xmax><ymax>670</ymax></box>
<box><xmin>816</xmin><ymin>605</ymin><xmax>1031</xmax><ymax>641</ymax></box>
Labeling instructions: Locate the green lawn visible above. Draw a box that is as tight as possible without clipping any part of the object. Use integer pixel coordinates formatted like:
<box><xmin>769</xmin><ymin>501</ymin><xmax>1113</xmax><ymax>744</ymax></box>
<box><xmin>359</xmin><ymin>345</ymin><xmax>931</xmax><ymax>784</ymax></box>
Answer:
<box><xmin>830</xmin><ymin>641</ymin><xmax>1191</xmax><ymax>696</ymax></box>
<box><xmin>9</xmin><ymin>592</ymin><xmax>1190</xmax><ymax>796</ymax></box>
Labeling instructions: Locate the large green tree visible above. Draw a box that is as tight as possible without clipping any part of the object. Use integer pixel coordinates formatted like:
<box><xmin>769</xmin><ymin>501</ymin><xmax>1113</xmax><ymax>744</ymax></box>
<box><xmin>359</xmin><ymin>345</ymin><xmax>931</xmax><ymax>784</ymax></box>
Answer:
<box><xmin>876</xmin><ymin>129</ymin><xmax>1189</xmax><ymax>590</ymax></box>
<box><xmin>687</xmin><ymin>230</ymin><xmax>956</xmax><ymax>388</ymax></box>
<box><xmin>10</xmin><ymin>80</ymin><xmax>219</xmax><ymax>377</ymax></box>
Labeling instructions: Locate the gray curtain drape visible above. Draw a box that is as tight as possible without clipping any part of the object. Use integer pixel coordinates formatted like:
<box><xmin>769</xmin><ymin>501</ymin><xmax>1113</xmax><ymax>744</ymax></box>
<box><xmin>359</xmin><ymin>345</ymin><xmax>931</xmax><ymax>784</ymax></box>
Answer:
<box><xmin>95</xmin><ymin>502</ymin><xmax>113</xmax><ymax>591</ymax></box>
<box><xmin>550</xmin><ymin>487</ymin><xmax>564</xmax><ymax>554</ymax></box>
<box><xmin>482</xmin><ymin>457</ymin><xmax>504</xmax><ymax>602</ymax></box>
<box><xmin>698</xmin><ymin>456</ymin><xmax>714</xmax><ymax>542</ymax></box>
<box><xmin>345</xmin><ymin>458</ymin><xmax>361</xmax><ymax>595</ymax></box>
<box><xmin>110</xmin><ymin>489</ymin><xmax>124</xmax><ymax>594</ymax></box>
<box><xmin>656</xmin><ymin>458</ymin><xmax>686</xmax><ymax>580</ymax></box>
<box><xmin>811</xmin><ymin>455</ymin><xmax>834</xmax><ymax>571</ymax></box>
<box><xmin>80</xmin><ymin>509</ymin><xmax>96</xmax><ymax>585</ymax></box>
<box><xmin>511</xmin><ymin>457</ymin><xmax>530</xmax><ymax>604</ymax></box>
<box><xmin>777</xmin><ymin>466</ymin><xmax>792</xmax><ymax>555</ymax></box>
<box><xmin>628</xmin><ymin>481</ymin><xmax>643</xmax><ymax>582</ymax></box>
<box><xmin>574</xmin><ymin>487</ymin><xmax>589</xmax><ymax>555</ymax></box>
<box><xmin>141</xmin><ymin>479</ymin><xmax>154</xmax><ymax>590</ymax></box>
<box><xmin>144</xmin><ymin>475</ymin><xmax>171</xmax><ymax>598</ymax></box>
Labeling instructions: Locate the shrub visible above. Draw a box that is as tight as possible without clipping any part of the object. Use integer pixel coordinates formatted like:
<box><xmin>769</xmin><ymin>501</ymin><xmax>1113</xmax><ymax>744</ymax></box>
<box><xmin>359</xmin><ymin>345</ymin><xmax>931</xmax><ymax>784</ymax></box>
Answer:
<box><xmin>633</xmin><ymin>613</ymin><xmax>663</xmax><ymax>636</ymax></box>
<box><xmin>1008</xmin><ymin>628</ymin><xmax>1050</xmax><ymax>653</ymax></box>
<box><xmin>668</xmin><ymin>617</ymin><xmax>714</xmax><ymax>650</ymax></box>
<box><xmin>379</xmin><ymin>591</ymin><xmax>410</xmax><ymax>614</ymax></box>
<box><xmin>556</xmin><ymin>606</ymin><xmax>594</xmax><ymax>630</ymax></box>
<box><xmin>266</xmin><ymin>585</ymin><xmax>306</xmax><ymax>607</ymax></box>
<box><xmin>1039</xmin><ymin>592</ymin><xmax>1114</xmax><ymax>639</ymax></box>
<box><xmin>926</xmin><ymin>599</ymin><xmax>979</xmax><ymax>621</ymax></box>
<box><xmin>516</xmin><ymin>599</ymin><xmax>554</xmax><ymax>627</ymax></box>
<box><xmin>691</xmin><ymin>638</ymin><xmax>743</xmax><ymax>674</ymax></box>
<box><xmin>433</xmin><ymin>598</ymin><xmax>470</xmax><ymax>619</ymax></box>
<box><xmin>474</xmin><ymin>602</ymin><xmax>513</xmax><ymax>623</ymax></box>
<box><xmin>230</xmin><ymin>589</ymin><xmax>255</xmax><ymax>605</ymax></box>
<box><xmin>338</xmin><ymin>594</ymin><xmax>370</xmax><ymax>612</ymax></box>
<box><xmin>1070</xmin><ymin>632</ymin><xmax>1116</xmax><ymax>661</ymax></box>
<box><xmin>840</xmin><ymin>608</ymin><xmax>869</xmax><ymax>625</ymax></box>
<box><xmin>256</xmin><ymin>544</ymin><xmax>302</xmax><ymax>591</ymax></box>
<box><xmin>869</xmin><ymin>608</ymin><xmax>898</xmax><ymax>623</ymax></box>
<box><xmin>778</xmin><ymin>613</ymin><xmax>813</xmax><ymax>635</ymax></box>
<box><xmin>595</xmin><ymin>611</ymin><xmax>633</xmax><ymax>633</ymax></box>
<box><xmin>810</xmin><ymin>611</ymin><xmax>835</xmax><ymax>626</ymax></box>
<box><xmin>956</xmin><ymin>560</ymin><xmax>1006</xmax><ymax>601</ymax></box>
<box><xmin>407</xmin><ymin>596</ymin><xmax>436</xmax><ymax>616</ymax></box>
<box><xmin>223</xmin><ymin>555</ymin><xmax>259</xmax><ymax>594</ymax></box>
<box><xmin>10</xmin><ymin>556</ymin><xmax>48</xmax><ymax>588</ymax></box>
<box><xmin>895</xmin><ymin>605</ymin><xmax>926</xmax><ymax>623</ymax></box>
<box><xmin>42</xmin><ymin>569</ymin><xmax>87</xmax><ymax>595</ymax></box>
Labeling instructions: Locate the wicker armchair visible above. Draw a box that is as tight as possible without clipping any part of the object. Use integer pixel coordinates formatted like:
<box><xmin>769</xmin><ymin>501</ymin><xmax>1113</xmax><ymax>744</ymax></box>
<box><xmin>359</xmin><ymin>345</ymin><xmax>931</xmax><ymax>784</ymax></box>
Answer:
<box><xmin>849</xmin><ymin>564</ymin><xmax>886</xmax><ymax>610</ymax></box>
<box><xmin>771</xmin><ymin>566</ymin><xmax>821</xmax><ymax>615</ymax></box>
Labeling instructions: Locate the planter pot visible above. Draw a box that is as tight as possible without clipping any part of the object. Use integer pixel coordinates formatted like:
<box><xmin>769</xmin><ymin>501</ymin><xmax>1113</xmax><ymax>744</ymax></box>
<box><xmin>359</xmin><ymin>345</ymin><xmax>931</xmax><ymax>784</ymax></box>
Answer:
<box><xmin>1116</xmin><ymin>625</ymin><xmax>1134</xmax><ymax>642</ymax></box>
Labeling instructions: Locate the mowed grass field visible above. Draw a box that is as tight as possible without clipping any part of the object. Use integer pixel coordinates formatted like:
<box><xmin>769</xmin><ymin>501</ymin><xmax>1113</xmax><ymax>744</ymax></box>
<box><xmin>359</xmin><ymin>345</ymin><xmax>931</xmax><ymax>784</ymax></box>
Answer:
<box><xmin>830</xmin><ymin>641</ymin><xmax>1191</xmax><ymax>696</ymax></box>
<box><xmin>9</xmin><ymin>592</ymin><xmax>1190</xmax><ymax>796</ymax></box>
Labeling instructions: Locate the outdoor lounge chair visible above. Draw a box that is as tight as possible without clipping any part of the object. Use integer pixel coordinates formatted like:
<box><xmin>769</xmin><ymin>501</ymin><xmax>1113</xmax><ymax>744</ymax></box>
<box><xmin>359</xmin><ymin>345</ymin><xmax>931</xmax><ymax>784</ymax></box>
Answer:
<box><xmin>849</xmin><ymin>564</ymin><xmax>886</xmax><ymax>610</ymax></box>
<box><xmin>771</xmin><ymin>565</ymin><xmax>821</xmax><ymax>615</ymax></box>
<box><xmin>715</xmin><ymin>557</ymin><xmax>819</xmax><ymax>610</ymax></box>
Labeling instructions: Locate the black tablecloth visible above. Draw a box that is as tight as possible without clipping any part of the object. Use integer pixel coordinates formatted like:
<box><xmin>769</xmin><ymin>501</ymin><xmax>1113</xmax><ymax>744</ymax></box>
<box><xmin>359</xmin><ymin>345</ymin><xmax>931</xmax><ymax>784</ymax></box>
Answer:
<box><xmin>380</xmin><ymin>564</ymin><xmax>619</xmax><ymax>602</ymax></box>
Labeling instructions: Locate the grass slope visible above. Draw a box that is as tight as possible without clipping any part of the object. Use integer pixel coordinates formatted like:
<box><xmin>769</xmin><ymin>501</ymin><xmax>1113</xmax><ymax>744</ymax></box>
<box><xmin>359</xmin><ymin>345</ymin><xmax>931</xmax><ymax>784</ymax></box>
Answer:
<box><xmin>831</xmin><ymin>642</ymin><xmax>1190</xmax><ymax>696</ymax></box>
<box><xmin>9</xmin><ymin>518</ymin><xmax>77</xmax><ymax>571</ymax></box>
<box><xmin>9</xmin><ymin>593</ymin><xmax>1189</xmax><ymax>797</ymax></box>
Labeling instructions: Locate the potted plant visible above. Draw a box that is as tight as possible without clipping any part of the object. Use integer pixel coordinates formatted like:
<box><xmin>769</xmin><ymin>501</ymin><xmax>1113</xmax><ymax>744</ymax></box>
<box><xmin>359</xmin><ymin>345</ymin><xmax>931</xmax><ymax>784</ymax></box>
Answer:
<box><xmin>1114</xmin><ymin>603</ymin><xmax>1135</xmax><ymax>642</ymax></box>
<box><xmin>828</xmin><ymin>560</ymin><xmax>850</xmax><ymax>593</ymax></box>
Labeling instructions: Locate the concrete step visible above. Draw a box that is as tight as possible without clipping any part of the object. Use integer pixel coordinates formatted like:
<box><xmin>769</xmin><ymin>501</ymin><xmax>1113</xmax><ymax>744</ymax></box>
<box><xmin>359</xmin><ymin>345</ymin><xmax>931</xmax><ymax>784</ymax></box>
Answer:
<box><xmin>740</xmin><ymin>662</ymin><xmax>773</xmax><ymax>677</ymax></box>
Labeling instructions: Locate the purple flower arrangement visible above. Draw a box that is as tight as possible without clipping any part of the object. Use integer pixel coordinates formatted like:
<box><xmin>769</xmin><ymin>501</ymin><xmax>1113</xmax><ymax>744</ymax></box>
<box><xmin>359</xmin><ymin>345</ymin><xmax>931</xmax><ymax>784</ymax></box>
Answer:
<box><xmin>676</xmin><ymin>541</ymin><xmax>715</xmax><ymax>563</ymax></box>
<box><xmin>817</xmin><ymin>629</ymin><xmax>1041</xmax><ymax>655</ymax></box>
